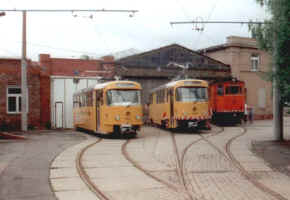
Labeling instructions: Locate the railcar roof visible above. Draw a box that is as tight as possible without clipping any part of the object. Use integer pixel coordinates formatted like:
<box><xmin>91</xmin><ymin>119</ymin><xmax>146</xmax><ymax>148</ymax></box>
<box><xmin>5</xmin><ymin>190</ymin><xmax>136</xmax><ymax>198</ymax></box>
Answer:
<box><xmin>94</xmin><ymin>80</ymin><xmax>141</xmax><ymax>89</ymax></box>
<box><xmin>150</xmin><ymin>79</ymin><xmax>208</xmax><ymax>93</ymax></box>
<box><xmin>73</xmin><ymin>80</ymin><xmax>141</xmax><ymax>95</ymax></box>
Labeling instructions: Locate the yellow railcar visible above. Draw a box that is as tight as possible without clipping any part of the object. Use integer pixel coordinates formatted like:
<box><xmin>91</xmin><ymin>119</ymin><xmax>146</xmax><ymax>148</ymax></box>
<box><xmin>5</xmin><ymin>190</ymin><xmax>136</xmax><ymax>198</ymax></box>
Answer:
<box><xmin>149</xmin><ymin>79</ymin><xmax>211</xmax><ymax>130</ymax></box>
<box><xmin>73</xmin><ymin>80</ymin><xmax>143</xmax><ymax>137</ymax></box>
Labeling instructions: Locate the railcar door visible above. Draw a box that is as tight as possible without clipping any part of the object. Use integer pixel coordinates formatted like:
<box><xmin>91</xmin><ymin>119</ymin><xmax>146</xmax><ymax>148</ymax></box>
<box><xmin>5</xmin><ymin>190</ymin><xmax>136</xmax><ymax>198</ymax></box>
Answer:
<box><xmin>169</xmin><ymin>88</ymin><xmax>174</xmax><ymax>128</ymax></box>
<box><xmin>96</xmin><ymin>90</ymin><xmax>102</xmax><ymax>131</ymax></box>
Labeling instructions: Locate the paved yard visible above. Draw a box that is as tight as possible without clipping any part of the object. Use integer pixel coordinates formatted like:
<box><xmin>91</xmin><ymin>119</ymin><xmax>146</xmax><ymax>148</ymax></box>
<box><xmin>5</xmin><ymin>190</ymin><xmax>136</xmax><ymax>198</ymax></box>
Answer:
<box><xmin>0</xmin><ymin>131</ymin><xmax>85</xmax><ymax>200</ymax></box>
<box><xmin>1</xmin><ymin>118</ymin><xmax>290</xmax><ymax>200</ymax></box>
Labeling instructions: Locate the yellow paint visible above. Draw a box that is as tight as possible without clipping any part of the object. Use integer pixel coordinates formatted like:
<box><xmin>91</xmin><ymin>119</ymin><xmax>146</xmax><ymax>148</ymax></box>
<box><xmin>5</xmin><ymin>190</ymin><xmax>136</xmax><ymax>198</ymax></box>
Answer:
<box><xmin>149</xmin><ymin>79</ymin><xmax>210</xmax><ymax>129</ymax></box>
<box><xmin>73</xmin><ymin>81</ymin><xmax>143</xmax><ymax>134</ymax></box>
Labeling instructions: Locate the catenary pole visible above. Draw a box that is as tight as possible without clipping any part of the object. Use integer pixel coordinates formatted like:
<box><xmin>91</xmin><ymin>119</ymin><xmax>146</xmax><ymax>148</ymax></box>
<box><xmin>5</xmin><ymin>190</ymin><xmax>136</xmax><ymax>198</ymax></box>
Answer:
<box><xmin>272</xmin><ymin>33</ymin><xmax>282</xmax><ymax>140</ymax></box>
<box><xmin>21</xmin><ymin>11</ymin><xmax>27</xmax><ymax>131</ymax></box>
<box><xmin>272</xmin><ymin>3</ymin><xmax>283</xmax><ymax>141</ymax></box>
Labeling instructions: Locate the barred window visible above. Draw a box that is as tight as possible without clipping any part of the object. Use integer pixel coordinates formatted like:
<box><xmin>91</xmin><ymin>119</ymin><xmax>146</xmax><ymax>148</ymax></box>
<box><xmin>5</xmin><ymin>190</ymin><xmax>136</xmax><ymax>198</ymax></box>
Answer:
<box><xmin>7</xmin><ymin>86</ymin><xmax>28</xmax><ymax>114</ymax></box>
<box><xmin>250</xmin><ymin>54</ymin><xmax>259</xmax><ymax>71</ymax></box>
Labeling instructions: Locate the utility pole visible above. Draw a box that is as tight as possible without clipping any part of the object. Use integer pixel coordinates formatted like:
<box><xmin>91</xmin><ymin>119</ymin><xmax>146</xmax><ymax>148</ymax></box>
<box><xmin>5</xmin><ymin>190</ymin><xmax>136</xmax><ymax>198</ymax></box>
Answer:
<box><xmin>272</xmin><ymin>35</ymin><xmax>282</xmax><ymax>140</ymax></box>
<box><xmin>0</xmin><ymin>9</ymin><xmax>138</xmax><ymax>132</ymax></box>
<box><xmin>272</xmin><ymin>7</ymin><xmax>283</xmax><ymax>141</ymax></box>
<box><xmin>21</xmin><ymin>11</ymin><xmax>28</xmax><ymax>131</ymax></box>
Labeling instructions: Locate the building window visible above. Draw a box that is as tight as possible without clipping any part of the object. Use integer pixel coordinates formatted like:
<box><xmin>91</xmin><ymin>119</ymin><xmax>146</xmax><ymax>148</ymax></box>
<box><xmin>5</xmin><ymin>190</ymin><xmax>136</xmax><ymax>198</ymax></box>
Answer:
<box><xmin>7</xmin><ymin>86</ymin><xmax>28</xmax><ymax>114</ymax></box>
<box><xmin>250</xmin><ymin>54</ymin><xmax>259</xmax><ymax>71</ymax></box>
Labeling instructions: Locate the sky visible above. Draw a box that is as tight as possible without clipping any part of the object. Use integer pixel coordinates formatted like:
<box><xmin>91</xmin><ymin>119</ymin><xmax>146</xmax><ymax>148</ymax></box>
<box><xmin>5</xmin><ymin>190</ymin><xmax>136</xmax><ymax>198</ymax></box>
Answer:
<box><xmin>0</xmin><ymin>0</ymin><xmax>268</xmax><ymax>61</ymax></box>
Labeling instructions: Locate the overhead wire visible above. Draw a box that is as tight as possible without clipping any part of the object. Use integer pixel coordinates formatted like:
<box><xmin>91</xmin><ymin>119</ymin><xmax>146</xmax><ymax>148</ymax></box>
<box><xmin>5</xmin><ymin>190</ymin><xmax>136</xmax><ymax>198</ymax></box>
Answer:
<box><xmin>0</xmin><ymin>48</ymin><xmax>19</xmax><ymax>57</ymax></box>
<box><xmin>91</xmin><ymin>14</ymin><xmax>114</xmax><ymax>57</ymax></box>
<box><xmin>8</xmin><ymin>40</ymin><xmax>104</xmax><ymax>57</ymax></box>
<box><xmin>72</xmin><ymin>12</ymin><xmax>113</xmax><ymax>58</ymax></box>
<box><xmin>5</xmin><ymin>0</ymin><xmax>16</xmax><ymax>9</ymax></box>
<box><xmin>175</xmin><ymin>0</ymin><xmax>191</xmax><ymax>19</ymax></box>
<box><xmin>173</xmin><ymin>0</ymin><xmax>221</xmax><ymax>50</ymax></box>
<box><xmin>192</xmin><ymin>0</ymin><xmax>220</xmax><ymax>50</ymax></box>
<box><xmin>1</xmin><ymin>9</ymin><xmax>138</xmax><ymax>59</ymax></box>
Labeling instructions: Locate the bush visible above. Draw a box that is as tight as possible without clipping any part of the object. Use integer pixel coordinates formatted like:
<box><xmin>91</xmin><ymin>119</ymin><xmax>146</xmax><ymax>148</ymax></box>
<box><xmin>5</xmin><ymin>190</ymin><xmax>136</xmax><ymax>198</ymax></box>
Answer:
<box><xmin>28</xmin><ymin>124</ymin><xmax>35</xmax><ymax>130</ymax></box>
<box><xmin>45</xmin><ymin>122</ymin><xmax>51</xmax><ymax>130</ymax></box>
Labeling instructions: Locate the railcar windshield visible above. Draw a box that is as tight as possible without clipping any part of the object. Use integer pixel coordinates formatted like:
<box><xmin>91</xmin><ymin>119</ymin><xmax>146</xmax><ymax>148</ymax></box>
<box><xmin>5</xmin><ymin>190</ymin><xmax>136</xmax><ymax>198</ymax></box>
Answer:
<box><xmin>107</xmin><ymin>89</ymin><xmax>141</xmax><ymax>106</ymax></box>
<box><xmin>225</xmin><ymin>86</ymin><xmax>241</xmax><ymax>95</ymax></box>
<box><xmin>176</xmin><ymin>87</ymin><xmax>208</xmax><ymax>102</ymax></box>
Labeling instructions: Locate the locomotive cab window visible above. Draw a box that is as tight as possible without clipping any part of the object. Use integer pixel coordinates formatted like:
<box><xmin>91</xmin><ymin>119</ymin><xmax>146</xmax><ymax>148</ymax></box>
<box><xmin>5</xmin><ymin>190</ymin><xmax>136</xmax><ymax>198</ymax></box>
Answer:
<box><xmin>225</xmin><ymin>86</ymin><xmax>241</xmax><ymax>95</ymax></box>
<box><xmin>217</xmin><ymin>84</ymin><xmax>224</xmax><ymax>96</ymax></box>
<box><xmin>176</xmin><ymin>87</ymin><xmax>208</xmax><ymax>102</ymax></box>
<box><xmin>107</xmin><ymin>89</ymin><xmax>141</xmax><ymax>106</ymax></box>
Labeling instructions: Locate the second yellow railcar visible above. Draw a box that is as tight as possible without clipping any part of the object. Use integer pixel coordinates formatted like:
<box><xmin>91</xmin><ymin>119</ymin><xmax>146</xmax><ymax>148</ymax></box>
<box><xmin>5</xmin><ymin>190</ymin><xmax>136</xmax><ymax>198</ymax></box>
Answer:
<box><xmin>149</xmin><ymin>79</ymin><xmax>211</xmax><ymax>130</ymax></box>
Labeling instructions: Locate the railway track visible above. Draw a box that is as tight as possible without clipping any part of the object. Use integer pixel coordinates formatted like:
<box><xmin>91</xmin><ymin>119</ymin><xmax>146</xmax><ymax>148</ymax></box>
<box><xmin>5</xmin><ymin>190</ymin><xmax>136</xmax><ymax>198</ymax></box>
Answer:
<box><xmin>223</xmin><ymin>127</ymin><xmax>288</xmax><ymax>200</ymax></box>
<box><xmin>122</xmin><ymin>126</ymin><xmax>225</xmax><ymax>200</ymax></box>
<box><xmin>171</xmin><ymin>126</ymin><xmax>225</xmax><ymax>200</ymax></box>
<box><xmin>74</xmin><ymin>125</ymin><xmax>287</xmax><ymax>200</ymax></box>
<box><xmin>197</xmin><ymin>126</ymin><xmax>288</xmax><ymax>200</ymax></box>
<box><xmin>122</xmin><ymin>139</ymin><xmax>179</xmax><ymax>192</ymax></box>
<box><xmin>75</xmin><ymin>138</ymin><xmax>112</xmax><ymax>200</ymax></box>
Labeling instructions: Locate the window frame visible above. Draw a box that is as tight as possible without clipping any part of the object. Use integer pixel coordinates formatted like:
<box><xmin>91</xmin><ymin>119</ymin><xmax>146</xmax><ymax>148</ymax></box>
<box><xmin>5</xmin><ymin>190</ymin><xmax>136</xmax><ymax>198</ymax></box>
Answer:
<box><xmin>106</xmin><ymin>89</ymin><xmax>141</xmax><ymax>106</ymax></box>
<box><xmin>217</xmin><ymin>84</ymin><xmax>224</xmax><ymax>96</ymax></box>
<box><xmin>250</xmin><ymin>54</ymin><xmax>260</xmax><ymax>72</ymax></box>
<box><xmin>225</xmin><ymin>86</ymin><xmax>241</xmax><ymax>95</ymax></box>
<box><xmin>175</xmin><ymin>86</ymin><xmax>208</xmax><ymax>102</ymax></box>
<box><xmin>6</xmin><ymin>86</ymin><xmax>29</xmax><ymax>114</ymax></box>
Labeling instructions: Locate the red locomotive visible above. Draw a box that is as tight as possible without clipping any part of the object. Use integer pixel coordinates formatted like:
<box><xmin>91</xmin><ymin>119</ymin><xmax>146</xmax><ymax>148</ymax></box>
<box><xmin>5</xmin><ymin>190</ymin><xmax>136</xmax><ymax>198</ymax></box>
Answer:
<box><xmin>209</xmin><ymin>79</ymin><xmax>246</xmax><ymax>124</ymax></box>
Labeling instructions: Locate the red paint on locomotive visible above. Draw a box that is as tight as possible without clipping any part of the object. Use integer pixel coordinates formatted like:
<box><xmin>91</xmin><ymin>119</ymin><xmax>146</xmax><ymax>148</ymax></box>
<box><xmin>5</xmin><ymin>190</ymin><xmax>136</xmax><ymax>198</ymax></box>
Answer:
<box><xmin>209</xmin><ymin>80</ymin><xmax>246</xmax><ymax>124</ymax></box>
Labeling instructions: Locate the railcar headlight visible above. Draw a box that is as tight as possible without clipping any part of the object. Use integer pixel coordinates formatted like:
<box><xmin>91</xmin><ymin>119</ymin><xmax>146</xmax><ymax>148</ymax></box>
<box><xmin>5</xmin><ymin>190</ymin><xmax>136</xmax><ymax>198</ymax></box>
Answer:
<box><xmin>115</xmin><ymin>115</ymin><xmax>120</xmax><ymax>121</ymax></box>
<box><xmin>136</xmin><ymin>115</ymin><xmax>141</xmax><ymax>120</ymax></box>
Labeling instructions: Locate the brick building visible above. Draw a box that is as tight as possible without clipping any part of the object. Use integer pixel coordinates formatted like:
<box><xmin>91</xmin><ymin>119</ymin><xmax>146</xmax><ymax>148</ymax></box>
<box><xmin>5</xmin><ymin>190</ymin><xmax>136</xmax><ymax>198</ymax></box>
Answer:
<box><xmin>0</xmin><ymin>55</ymin><xmax>114</xmax><ymax>131</ymax></box>
<box><xmin>0</xmin><ymin>58</ymin><xmax>41</xmax><ymax>130</ymax></box>
<box><xmin>199</xmin><ymin>36</ymin><xmax>273</xmax><ymax>119</ymax></box>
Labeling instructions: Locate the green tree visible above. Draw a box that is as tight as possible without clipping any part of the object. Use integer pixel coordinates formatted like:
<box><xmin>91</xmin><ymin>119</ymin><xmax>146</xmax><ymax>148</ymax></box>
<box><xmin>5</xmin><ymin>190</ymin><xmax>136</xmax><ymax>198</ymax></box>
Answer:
<box><xmin>249</xmin><ymin>0</ymin><xmax>290</xmax><ymax>140</ymax></box>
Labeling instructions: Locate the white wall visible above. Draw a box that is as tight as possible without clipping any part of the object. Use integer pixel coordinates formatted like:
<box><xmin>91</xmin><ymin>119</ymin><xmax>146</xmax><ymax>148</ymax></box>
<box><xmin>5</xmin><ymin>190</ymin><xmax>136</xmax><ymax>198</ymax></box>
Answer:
<box><xmin>51</xmin><ymin>77</ymin><xmax>99</xmax><ymax>129</ymax></box>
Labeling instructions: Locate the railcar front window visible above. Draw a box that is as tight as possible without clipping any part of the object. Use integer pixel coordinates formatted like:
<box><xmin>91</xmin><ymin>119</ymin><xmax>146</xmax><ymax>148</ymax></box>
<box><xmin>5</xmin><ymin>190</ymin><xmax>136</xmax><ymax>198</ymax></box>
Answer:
<box><xmin>107</xmin><ymin>89</ymin><xmax>141</xmax><ymax>106</ymax></box>
<box><xmin>176</xmin><ymin>87</ymin><xmax>208</xmax><ymax>102</ymax></box>
<box><xmin>225</xmin><ymin>86</ymin><xmax>241</xmax><ymax>95</ymax></box>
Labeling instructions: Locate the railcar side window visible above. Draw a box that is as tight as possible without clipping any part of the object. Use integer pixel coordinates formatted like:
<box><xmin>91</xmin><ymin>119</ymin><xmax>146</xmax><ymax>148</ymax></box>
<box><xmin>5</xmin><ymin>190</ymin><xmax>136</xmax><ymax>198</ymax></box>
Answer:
<box><xmin>87</xmin><ymin>92</ymin><xmax>93</xmax><ymax>106</ymax></box>
<box><xmin>73</xmin><ymin>96</ymin><xmax>79</xmax><ymax>108</ymax></box>
<box><xmin>156</xmin><ymin>89</ymin><xmax>165</xmax><ymax>104</ymax></box>
<box><xmin>149</xmin><ymin>94</ymin><xmax>153</xmax><ymax>104</ymax></box>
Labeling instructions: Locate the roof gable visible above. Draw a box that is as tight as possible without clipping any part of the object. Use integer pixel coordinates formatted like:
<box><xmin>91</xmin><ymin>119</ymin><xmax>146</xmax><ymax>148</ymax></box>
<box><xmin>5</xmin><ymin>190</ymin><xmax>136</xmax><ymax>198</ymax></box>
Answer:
<box><xmin>118</xmin><ymin>44</ymin><xmax>229</xmax><ymax>70</ymax></box>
